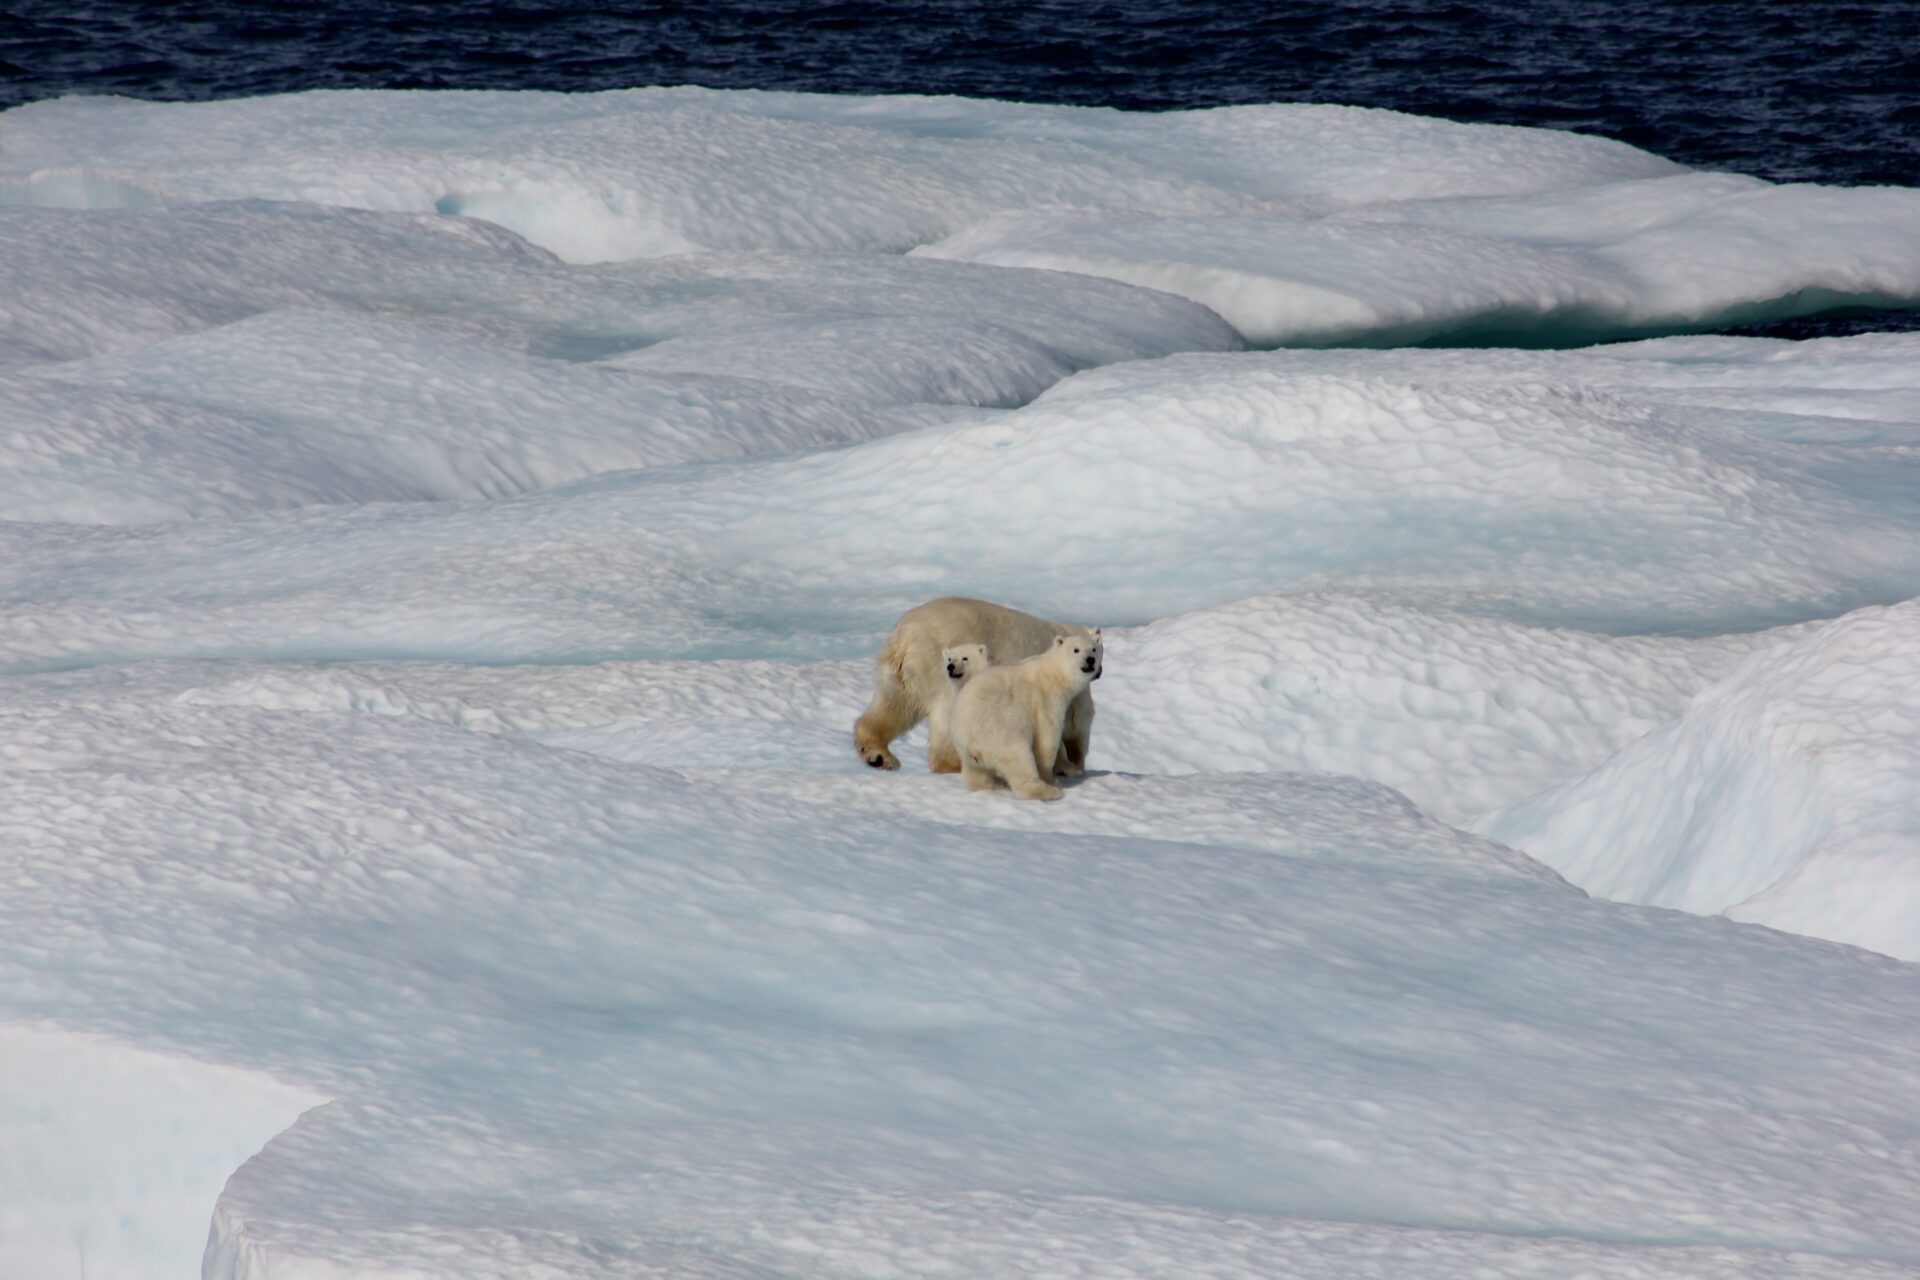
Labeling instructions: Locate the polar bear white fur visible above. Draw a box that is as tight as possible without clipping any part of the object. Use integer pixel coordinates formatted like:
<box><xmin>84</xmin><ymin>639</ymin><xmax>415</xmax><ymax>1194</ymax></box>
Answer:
<box><xmin>854</xmin><ymin>597</ymin><xmax>1098</xmax><ymax>774</ymax></box>
<box><xmin>941</xmin><ymin>642</ymin><xmax>992</xmax><ymax>689</ymax></box>
<box><xmin>949</xmin><ymin>630</ymin><xmax>1104</xmax><ymax>802</ymax></box>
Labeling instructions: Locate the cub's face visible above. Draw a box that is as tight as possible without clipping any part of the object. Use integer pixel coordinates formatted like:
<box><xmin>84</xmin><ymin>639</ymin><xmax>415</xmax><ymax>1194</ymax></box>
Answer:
<box><xmin>944</xmin><ymin>643</ymin><xmax>991</xmax><ymax>682</ymax></box>
<box><xmin>1052</xmin><ymin>628</ymin><xmax>1104</xmax><ymax>679</ymax></box>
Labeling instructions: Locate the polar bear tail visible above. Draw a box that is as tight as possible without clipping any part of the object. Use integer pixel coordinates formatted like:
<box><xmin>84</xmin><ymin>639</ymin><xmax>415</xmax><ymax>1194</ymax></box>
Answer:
<box><xmin>853</xmin><ymin>636</ymin><xmax>919</xmax><ymax>770</ymax></box>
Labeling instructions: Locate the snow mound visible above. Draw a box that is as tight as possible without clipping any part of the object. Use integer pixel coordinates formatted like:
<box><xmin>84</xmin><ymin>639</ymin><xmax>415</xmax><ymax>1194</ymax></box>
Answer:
<box><xmin>3</xmin><ymin>674</ymin><xmax>1918</xmax><ymax>1278</ymax></box>
<box><xmin>0</xmin><ymin>600</ymin><xmax>1763</xmax><ymax>851</ymax></box>
<box><xmin>916</xmin><ymin>175</ymin><xmax>1920</xmax><ymax>346</ymax></box>
<box><xmin>1207</xmin><ymin>334</ymin><xmax>1920</xmax><ymax>442</ymax></box>
<box><xmin>1093</xmin><ymin>594</ymin><xmax>1801</xmax><ymax>822</ymax></box>
<box><xmin>0</xmin><ymin>202</ymin><xmax>1237</xmax><ymax>396</ymax></box>
<box><xmin>0</xmin><ymin>310</ymin><xmax>943</xmax><ymax>522</ymax></box>
<box><xmin>0</xmin><ymin>89</ymin><xmax>1679</xmax><ymax>262</ymax></box>
<box><xmin>1479</xmin><ymin>599</ymin><xmax>1920</xmax><ymax>959</ymax></box>
<box><xmin>6</xmin><ymin>89</ymin><xmax>1910</xmax><ymax>347</ymax></box>
<box><xmin>675</xmin><ymin>353</ymin><xmax>1920</xmax><ymax>634</ymax></box>
<box><xmin>6</xmin><ymin>344</ymin><xmax>1919</xmax><ymax>673</ymax></box>
<box><xmin>0</xmin><ymin>1024</ymin><xmax>320</xmax><ymax>1280</ymax></box>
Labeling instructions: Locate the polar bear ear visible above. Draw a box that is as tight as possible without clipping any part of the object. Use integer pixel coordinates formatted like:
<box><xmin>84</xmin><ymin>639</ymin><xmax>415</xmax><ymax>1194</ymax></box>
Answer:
<box><xmin>1091</xmin><ymin>627</ymin><xmax>1102</xmax><ymax>639</ymax></box>
<box><xmin>1054</xmin><ymin>635</ymin><xmax>1069</xmax><ymax>647</ymax></box>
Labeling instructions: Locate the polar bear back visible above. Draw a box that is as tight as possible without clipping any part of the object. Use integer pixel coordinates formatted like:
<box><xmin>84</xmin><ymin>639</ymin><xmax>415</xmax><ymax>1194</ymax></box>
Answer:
<box><xmin>894</xmin><ymin>597</ymin><xmax>1090</xmax><ymax>667</ymax></box>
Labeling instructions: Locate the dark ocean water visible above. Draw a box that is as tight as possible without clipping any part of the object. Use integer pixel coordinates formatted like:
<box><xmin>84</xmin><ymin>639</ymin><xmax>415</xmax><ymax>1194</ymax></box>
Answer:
<box><xmin>5</xmin><ymin>1</ymin><xmax>1919</xmax><ymax>338</ymax></box>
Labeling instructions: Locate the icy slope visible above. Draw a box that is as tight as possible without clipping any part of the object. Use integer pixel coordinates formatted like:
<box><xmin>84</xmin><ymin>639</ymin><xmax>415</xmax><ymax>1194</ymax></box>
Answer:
<box><xmin>0</xmin><ymin>1025</ymin><xmax>320</xmax><ymax>1280</ymax></box>
<box><xmin>0</xmin><ymin>202</ymin><xmax>1236</xmax><ymax>384</ymax></box>
<box><xmin>2</xmin><ymin>668</ymin><xmax>1917</xmax><ymax>1280</ymax></box>
<box><xmin>0</xmin><ymin>88</ymin><xmax>1681</xmax><ymax>259</ymax></box>
<box><xmin>917</xmin><ymin>174</ymin><xmax>1920</xmax><ymax>346</ymax></box>
<box><xmin>0</xmin><ymin>201</ymin><xmax>1236</xmax><ymax>521</ymax></box>
<box><xmin>0</xmin><ymin>309</ymin><xmax>947</xmax><ymax>522</ymax></box>
<box><xmin>7</xmin><ymin>342</ymin><xmax>1918</xmax><ymax>676</ymax></box>
<box><xmin>1480</xmin><ymin>599</ymin><xmax>1920</xmax><ymax>960</ymax></box>
<box><xmin>1094</xmin><ymin>595</ymin><xmax>1804</xmax><ymax>823</ymax></box>
<box><xmin>7</xmin><ymin>88</ymin><xmax>1917</xmax><ymax>345</ymax></box>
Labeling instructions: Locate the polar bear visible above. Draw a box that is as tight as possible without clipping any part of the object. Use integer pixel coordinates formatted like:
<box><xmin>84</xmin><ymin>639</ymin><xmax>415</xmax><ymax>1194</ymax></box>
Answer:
<box><xmin>941</xmin><ymin>642</ymin><xmax>992</xmax><ymax>689</ymax></box>
<box><xmin>854</xmin><ymin>597</ymin><xmax>1098</xmax><ymax>774</ymax></box>
<box><xmin>949</xmin><ymin>630</ymin><xmax>1104</xmax><ymax>802</ymax></box>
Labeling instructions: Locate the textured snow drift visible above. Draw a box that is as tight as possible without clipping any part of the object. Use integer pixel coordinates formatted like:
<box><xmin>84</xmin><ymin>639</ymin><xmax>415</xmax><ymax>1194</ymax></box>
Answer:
<box><xmin>3</xmin><ymin>85</ymin><xmax>1919</xmax><ymax>1280</ymax></box>
<box><xmin>3</xmin><ymin>676</ymin><xmax>1917</xmax><ymax>1280</ymax></box>
<box><xmin>5</xmin><ymin>341</ymin><xmax>1917</xmax><ymax>675</ymax></box>
<box><xmin>1095</xmin><ymin>595</ymin><xmax>1803</xmax><ymax>823</ymax></box>
<box><xmin>5</xmin><ymin>88</ymin><xmax>1917</xmax><ymax>345</ymax></box>
<box><xmin>0</xmin><ymin>201</ymin><xmax>1237</xmax><ymax>382</ymax></box>
<box><xmin>916</xmin><ymin>175</ymin><xmax>1920</xmax><ymax>346</ymax></box>
<box><xmin>0</xmin><ymin>201</ymin><xmax>1236</xmax><ymax>522</ymax></box>
<box><xmin>0</xmin><ymin>308</ymin><xmax>943</xmax><ymax>522</ymax></box>
<box><xmin>1481</xmin><ymin>600</ymin><xmax>1920</xmax><ymax>959</ymax></box>
<box><xmin>0</xmin><ymin>87</ymin><xmax>1685</xmax><ymax>259</ymax></box>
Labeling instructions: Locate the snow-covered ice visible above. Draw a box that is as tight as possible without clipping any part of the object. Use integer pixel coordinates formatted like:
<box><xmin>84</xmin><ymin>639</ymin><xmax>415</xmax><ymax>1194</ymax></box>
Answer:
<box><xmin>0</xmin><ymin>1025</ymin><xmax>320</xmax><ymax>1280</ymax></box>
<box><xmin>915</xmin><ymin>174</ymin><xmax>1920</xmax><ymax>346</ymax></box>
<box><xmin>6</xmin><ymin>337</ymin><xmax>1917</xmax><ymax>675</ymax></box>
<box><xmin>7</xmin><ymin>676</ymin><xmax>1919</xmax><ymax>1280</ymax></box>
<box><xmin>8</xmin><ymin>89</ymin><xmax>1916</xmax><ymax>345</ymax></box>
<box><xmin>1480</xmin><ymin>599</ymin><xmax>1920</xmax><ymax>960</ymax></box>
<box><xmin>2</xmin><ymin>86</ymin><xmax>1918</xmax><ymax>1280</ymax></box>
<box><xmin>0</xmin><ymin>88</ymin><xmax>1687</xmax><ymax>260</ymax></box>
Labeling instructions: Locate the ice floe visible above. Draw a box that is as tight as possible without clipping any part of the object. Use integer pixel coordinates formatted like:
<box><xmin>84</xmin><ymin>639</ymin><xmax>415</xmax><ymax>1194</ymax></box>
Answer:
<box><xmin>2</xmin><ymin>85</ymin><xmax>1918</xmax><ymax>1280</ymax></box>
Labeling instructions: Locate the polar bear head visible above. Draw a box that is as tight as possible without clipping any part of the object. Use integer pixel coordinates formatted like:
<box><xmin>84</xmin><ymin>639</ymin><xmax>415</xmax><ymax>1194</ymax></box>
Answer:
<box><xmin>943</xmin><ymin>642</ymin><xmax>991</xmax><ymax>684</ymax></box>
<box><xmin>1051</xmin><ymin>628</ymin><xmax>1103</xmax><ymax>680</ymax></box>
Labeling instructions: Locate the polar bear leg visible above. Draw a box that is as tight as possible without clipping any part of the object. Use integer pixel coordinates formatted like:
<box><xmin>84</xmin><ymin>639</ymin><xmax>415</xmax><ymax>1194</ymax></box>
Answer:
<box><xmin>1057</xmin><ymin>689</ymin><xmax>1094</xmax><ymax>777</ymax></box>
<box><xmin>999</xmin><ymin>748</ymin><xmax>1064</xmax><ymax>802</ymax></box>
<box><xmin>926</xmin><ymin>699</ymin><xmax>963</xmax><ymax>774</ymax></box>
<box><xmin>1032</xmin><ymin>720</ymin><xmax>1064</xmax><ymax>783</ymax></box>
<box><xmin>961</xmin><ymin>760</ymin><xmax>1002</xmax><ymax>792</ymax></box>
<box><xmin>853</xmin><ymin>669</ymin><xmax>912</xmax><ymax>770</ymax></box>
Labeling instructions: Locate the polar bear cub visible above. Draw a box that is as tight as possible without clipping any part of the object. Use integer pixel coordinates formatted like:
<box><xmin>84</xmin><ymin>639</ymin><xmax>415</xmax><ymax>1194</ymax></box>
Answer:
<box><xmin>936</xmin><ymin>642</ymin><xmax>992</xmax><ymax>725</ymax></box>
<box><xmin>855</xmin><ymin>597</ymin><xmax>1098</xmax><ymax>774</ymax></box>
<box><xmin>941</xmin><ymin>642</ymin><xmax>992</xmax><ymax>689</ymax></box>
<box><xmin>949</xmin><ymin>630</ymin><xmax>1103</xmax><ymax>801</ymax></box>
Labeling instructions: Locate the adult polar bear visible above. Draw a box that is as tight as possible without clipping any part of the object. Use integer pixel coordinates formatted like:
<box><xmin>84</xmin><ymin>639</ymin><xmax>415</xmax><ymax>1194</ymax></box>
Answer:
<box><xmin>951</xmin><ymin>631</ymin><xmax>1104</xmax><ymax>802</ymax></box>
<box><xmin>854</xmin><ymin>597</ymin><xmax>1099</xmax><ymax>773</ymax></box>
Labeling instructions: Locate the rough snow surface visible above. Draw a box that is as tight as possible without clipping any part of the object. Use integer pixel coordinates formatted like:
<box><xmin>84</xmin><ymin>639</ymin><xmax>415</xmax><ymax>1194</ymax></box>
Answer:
<box><xmin>1480</xmin><ymin>599</ymin><xmax>1920</xmax><ymax>959</ymax></box>
<box><xmin>5</xmin><ymin>675</ymin><xmax>1919</xmax><ymax>1280</ymax></box>
<box><xmin>0</xmin><ymin>88</ymin><xmax>1683</xmax><ymax>260</ymax></box>
<box><xmin>916</xmin><ymin>175</ymin><xmax>1920</xmax><ymax>345</ymax></box>
<box><xmin>6</xmin><ymin>88</ymin><xmax>1916</xmax><ymax>345</ymax></box>
<box><xmin>1095</xmin><ymin>595</ymin><xmax>1803</xmax><ymax>823</ymax></box>
<box><xmin>5</xmin><ymin>342</ymin><xmax>1917</xmax><ymax>674</ymax></box>
<box><xmin>2</xmin><ymin>85</ymin><xmax>1919</xmax><ymax>1280</ymax></box>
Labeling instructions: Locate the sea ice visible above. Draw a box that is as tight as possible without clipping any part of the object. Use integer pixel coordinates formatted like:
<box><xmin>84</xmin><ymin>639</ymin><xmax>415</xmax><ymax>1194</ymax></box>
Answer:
<box><xmin>7</xmin><ymin>340</ymin><xmax>1917</xmax><ymax>678</ymax></box>
<box><xmin>0</xmin><ymin>1024</ymin><xmax>319</xmax><ymax>1280</ymax></box>
<box><xmin>1</xmin><ymin>674</ymin><xmax>1916</xmax><ymax>1280</ymax></box>
<box><xmin>6</xmin><ymin>89</ymin><xmax>1915</xmax><ymax>346</ymax></box>
<box><xmin>2</xmin><ymin>84</ymin><xmax>1918</xmax><ymax>1280</ymax></box>
<box><xmin>0</xmin><ymin>88</ymin><xmax>1683</xmax><ymax>261</ymax></box>
<box><xmin>1480</xmin><ymin>599</ymin><xmax>1920</xmax><ymax>960</ymax></box>
<box><xmin>917</xmin><ymin>174</ymin><xmax>1920</xmax><ymax>345</ymax></box>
